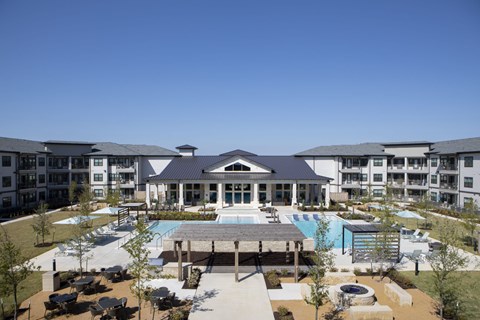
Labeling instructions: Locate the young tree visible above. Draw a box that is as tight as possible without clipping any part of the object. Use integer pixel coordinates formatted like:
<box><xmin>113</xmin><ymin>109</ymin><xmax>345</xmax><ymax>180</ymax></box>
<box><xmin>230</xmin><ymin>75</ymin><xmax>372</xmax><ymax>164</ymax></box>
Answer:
<box><xmin>69</xmin><ymin>217</ymin><xmax>93</xmax><ymax>278</ymax></box>
<box><xmin>305</xmin><ymin>215</ymin><xmax>335</xmax><ymax>320</ymax></box>
<box><xmin>427</xmin><ymin>221</ymin><xmax>470</xmax><ymax>319</ymax></box>
<box><xmin>31</xmin><ymin>202</ymin><xmax>52</xmax><ymax>246</ymax></box>
<box><xmin>0</xmin><ymin>227</ymin><xmax>35</xmax><ymax>320</ymax></box>
<box><xmin>123</xmin><ymin>219</ymin><xmax>155</xmax><ymax>320</ymax></box>
<box><xmin>78</xmin><ymin>181</ymin><xmax>93</xmax><ymax>217</ymax></box>
<box><xmin>105</xmin><ymin>179</ymin><xmax>122</xmax><ymax>208</ymax></box>
<box><xmin>68</xmin><ymin>180</ymin><xmax>78</xmax><ymax>210</ymax></box>
<box><xmin>461</xmin><ymin>200</ymin><xmax>478</xmax><ymax>247</ymax></box>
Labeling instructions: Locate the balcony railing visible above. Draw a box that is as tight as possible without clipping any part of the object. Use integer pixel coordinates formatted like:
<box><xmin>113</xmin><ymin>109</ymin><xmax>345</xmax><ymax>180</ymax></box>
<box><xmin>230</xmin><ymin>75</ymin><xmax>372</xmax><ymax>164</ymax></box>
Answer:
<box><xmin>19</xmin><ymin>182</ymin><xmax>36</xmax><ymax>189</ymax></box>
<box><xmin>439</xmin><ymin>165</ymin><xmax>458</xmax><ymax>171</ymax></box>
<box><xmin>407</xmin><ymin>180</ymin><xmax>427</xmax><ymax>186</ymax></box>
<box><xmin>440</xmin><ymin>183</ymin><xmax>457</xmax><ymax>190</ymax></box>
<box><xmin>71</xmin><ymin>164</ymin><xmax>89</xmax><ymax>169</ymax></box>
<box><xmin>19</xmin><ymin>165</ymin><xmax>36</xmax><ymax>170</ymax></box>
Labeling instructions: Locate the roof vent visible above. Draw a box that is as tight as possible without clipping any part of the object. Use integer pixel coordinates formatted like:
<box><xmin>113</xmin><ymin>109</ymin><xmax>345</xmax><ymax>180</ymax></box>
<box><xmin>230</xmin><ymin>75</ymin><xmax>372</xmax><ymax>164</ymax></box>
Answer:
<box><xmin>176</xmin><ymin>144</ymin><xmax>197</xmax><ymax>157</ymax></box>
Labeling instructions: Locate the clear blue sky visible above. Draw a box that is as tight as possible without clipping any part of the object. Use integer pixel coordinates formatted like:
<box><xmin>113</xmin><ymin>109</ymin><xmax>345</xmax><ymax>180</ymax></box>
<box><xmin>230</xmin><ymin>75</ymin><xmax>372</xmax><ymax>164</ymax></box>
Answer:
<box><xmin>1</xmin><ymin>0</ymin><xmax>479</xmax><ymax>155</ymax></box>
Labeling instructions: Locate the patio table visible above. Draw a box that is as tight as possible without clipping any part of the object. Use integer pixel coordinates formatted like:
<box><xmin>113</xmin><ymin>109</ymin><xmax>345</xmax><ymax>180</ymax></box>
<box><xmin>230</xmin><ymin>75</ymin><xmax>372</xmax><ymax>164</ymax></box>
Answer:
<box><xmin>151</xmin><ymin>288</ymin><xmax>169</xmax><ymax>300</ymax></box>
<box><xmin>98</xmin><ymin>297</ymin><xmax>123</xmax><ymax>310</ymax></box>
<box><xmin>105</xmin><ymin>266</ymin><xmax>123</xmax><ymax>274</ymax></box>
<box><xmin>51</xmin><ymin>293</ymin><xmax>77</xmax><ymax>305</ymax></box>
<box><xmin>74</xmin><ymin>276</ymin><xmax>94</xmax><ymax>286</ymax></box>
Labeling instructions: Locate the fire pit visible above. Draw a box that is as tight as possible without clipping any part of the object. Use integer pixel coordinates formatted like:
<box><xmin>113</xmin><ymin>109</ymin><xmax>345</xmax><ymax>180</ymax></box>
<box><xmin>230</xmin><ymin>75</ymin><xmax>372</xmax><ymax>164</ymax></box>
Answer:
<box><xmin>330</xmin><ymin>283</ymin><xmax>375</xmax><ymax>306</ymax></box>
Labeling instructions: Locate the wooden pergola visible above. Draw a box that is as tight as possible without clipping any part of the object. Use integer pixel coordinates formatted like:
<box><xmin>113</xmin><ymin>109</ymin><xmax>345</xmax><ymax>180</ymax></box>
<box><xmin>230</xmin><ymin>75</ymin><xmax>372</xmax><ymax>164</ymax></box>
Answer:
<box><xmin>119</xmin><ymin>202</ymin><xmax>148</xmax><ymax>217</ymax></box>
<box><xmin>342</xmin><ymin>224</ymin><xmax>401</xmax><ymax>263</ymax></box>
<box><xmin>169</xmin><ymin>224</ymin><xmax>307</xmax><ymax>282</ymax></box>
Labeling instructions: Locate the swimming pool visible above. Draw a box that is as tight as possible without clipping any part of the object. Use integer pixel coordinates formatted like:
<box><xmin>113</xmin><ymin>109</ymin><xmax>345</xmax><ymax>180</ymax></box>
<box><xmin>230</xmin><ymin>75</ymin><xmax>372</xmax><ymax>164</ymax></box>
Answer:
<box><xmin>288</xmin><ymin>214</ymin><xmax>352</xmax><ymax>249</ymax></box>
<box><xmin>217</xmin><ymin>215</ymin><xmax>259</xmax><ymax>224</ymax></box>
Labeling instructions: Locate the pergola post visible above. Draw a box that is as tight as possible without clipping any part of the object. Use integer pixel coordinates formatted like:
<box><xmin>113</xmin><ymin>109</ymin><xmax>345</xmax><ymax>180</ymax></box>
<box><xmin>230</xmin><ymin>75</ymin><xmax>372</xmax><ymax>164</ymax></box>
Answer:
<box><xmin>294</xmin><ymin>241</ymin><xmax>299</xmax><ymax>283</ymax></box>
<box><xmin>211</xmin><ymin>241</ymin><xmax>215</xmax><ymax>255</ymax></box>
<box><xmin>285</xmin><ymin>241</ymin><xmax>290</xmax><ymax>263</ymax></box>
<box><xmin>177</xmin><ymin>241</ymin><xmax>183</xmax><ymax>281</ymax></box>
<box><xmin>234</xmin><ymin>241</ymin><xmax>239</xmax><ymax>282</ymax></box>
<box><xmin>173</xmin><ymin>241</ymin><xmax>177</xmax><ymax>258</ymax></box>
<box><xmin>258</xmin><ymin>241</ymin><xmax>262</xmax><ymax>260</ymax></box>
<box><xmin>187</xmin><ymin>240</ymin><xmax>191</xmax><ymax>262</ymax></box>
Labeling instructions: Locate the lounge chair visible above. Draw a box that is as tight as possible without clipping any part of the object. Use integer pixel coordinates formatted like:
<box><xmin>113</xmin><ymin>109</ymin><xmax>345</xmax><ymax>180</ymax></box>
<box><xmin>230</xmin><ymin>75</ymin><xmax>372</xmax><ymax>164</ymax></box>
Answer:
<box><xmin>404</xmin><ymin>249</ymin><xmax>422</xmax><ymax>261</ymax></box>
<box><xmin>405</xmin><ymin>229</ymin><xmax>421</xmax><ymax>240</ymax></box>
<box><xmin>56</xmin><ymin>243</ymin><xmax>76</xmax><ymax>256</ymax></box>
<box><xmin>412</xmin><ymin>232</ymin><xmax>430</xmax><ymax>243</ymax></box>
<box><xmin>292</xmin><ymin>214</ymin><xmax>300</xmax><ymax>221</ymax></box>
<box><xmin>313</xmin><ymin>213</ymin><xmax>321</xmax><ymax>221</ymax></box>
<box><xmin>302</xmin><ymin>214</ymin><xmax>310</xmax><ymax>221</ymax></box>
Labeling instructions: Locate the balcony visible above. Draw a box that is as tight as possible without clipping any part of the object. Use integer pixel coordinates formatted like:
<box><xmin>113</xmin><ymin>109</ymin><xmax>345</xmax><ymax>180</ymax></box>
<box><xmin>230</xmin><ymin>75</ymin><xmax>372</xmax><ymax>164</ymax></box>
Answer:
<box><xmin>48</xmin><ymin>166</ymin><xmax>69</xmax><ymax>171</ymax></box>
<box><xmin>388</xmin><ymin>180</ymin><xmax>405</xmax><ymax>188</ymax></box>
<box><xmin>439</xmin><ymin>183</ymin><xmax>457</xmax><ymax>193</ymax></box>
<box><xmin>406</xmin><ymin>180</ymin><xmax>428</xmax><ymax>190</ymax></box>
<box><xmin>341</xmin><ymin>181</ymin><xmax>362</xmax><ymax>188</ymax></box>
<box><xmin>120</xmin><ymin>180</ymin><xmax>135</xmax><ymax>188</ymax></box>
<box><xmin>437</xmin><ymin>165</ymin><xmax>458</xmax><ymax>174</ymax></box>
<box><xmin>19</xmin><ymin>182</ymin><xmax>36</xmax><ymax>189</ymax></box>
<box><xmin>19</xmin><ymin>165</ymin><xmax>36</xmax><ymax>171</ymax></box>
<box><xmin>116</xmin><ymin>164</ymin><xmax>135</xmax><ymax>173</ymax></box>
<box><xmin>71</xmin><ymin>164</ymin><xmax>89</xmax><ymax>170</ymax></box>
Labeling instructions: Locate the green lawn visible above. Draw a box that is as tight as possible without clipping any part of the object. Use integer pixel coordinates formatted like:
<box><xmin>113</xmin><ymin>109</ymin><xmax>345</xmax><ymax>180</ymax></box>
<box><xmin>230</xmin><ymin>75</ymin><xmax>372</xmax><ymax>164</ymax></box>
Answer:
<box><xmin>402</xmin><ymin>271</ymin><xmax>480</xmax><ymax>320</ymax></box>
<box><xmin>0</xmin><ymin>271</ymin><xmax>43</xmax><ymax>317</ymax></box>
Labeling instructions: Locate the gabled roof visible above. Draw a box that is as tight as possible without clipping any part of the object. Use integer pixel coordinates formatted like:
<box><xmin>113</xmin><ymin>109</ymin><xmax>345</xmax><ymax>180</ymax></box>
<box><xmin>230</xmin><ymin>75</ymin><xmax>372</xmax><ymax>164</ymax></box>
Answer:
<box><xmin>44</xmin><ymin>140</ymin><xmax>95</xmax><ymax>145</ymax></box>
<box><xmin>202</xmin><ymin>155</ymin><xmax>272</xmax><ymax>173</ymax></box>
<box><xmin>0</xmin><ymin>137</ymin><xmax>50</xmax><ymax>154</ymax></box>
<box><xmin>220</xmin><ymin>149</ymin><xmax>257</xmax><ymax>156</ymax></box>
<box><xmin>85</xmin><ymin>142</ymin><xmax>178</xmax><ymax>156</ymax></box>
<box><xmin>147</xmin><ymin>155</ymin><xmax>331</xmax><ymax>182</ymax></box>
<box><xmin>382</xmin><ymin>141</ymin><xmax>432</xmax><ymax>146</ymax></box>
<box><xmin>429</xmin><ymin>137</ymin><xmax>480</xmax><ymax>155</ymax></box>
<box><xmin>296</xmin><ymin>143</ymin><xmax>391</xmax><ymax>157</ymax></box>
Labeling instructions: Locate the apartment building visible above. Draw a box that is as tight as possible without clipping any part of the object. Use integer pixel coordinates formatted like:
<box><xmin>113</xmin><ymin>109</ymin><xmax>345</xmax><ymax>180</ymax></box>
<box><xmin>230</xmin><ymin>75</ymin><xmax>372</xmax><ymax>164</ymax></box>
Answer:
<box><xmin>0</xmin><ymin>137</ymin><xmax>178</xmax><ymax>213</ymax></box>
<box><xmin>0</xmin><ymin>137</ymin><xmax>49</xmax><ymax>212</ymax></box>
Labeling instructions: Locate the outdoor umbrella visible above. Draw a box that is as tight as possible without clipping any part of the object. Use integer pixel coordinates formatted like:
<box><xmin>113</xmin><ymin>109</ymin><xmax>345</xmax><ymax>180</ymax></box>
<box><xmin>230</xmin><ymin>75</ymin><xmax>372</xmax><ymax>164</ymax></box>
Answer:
<box><xmin>393</xmin><ymin>210</ymin><xmax>425</xmax><ymax>229</ymax></box>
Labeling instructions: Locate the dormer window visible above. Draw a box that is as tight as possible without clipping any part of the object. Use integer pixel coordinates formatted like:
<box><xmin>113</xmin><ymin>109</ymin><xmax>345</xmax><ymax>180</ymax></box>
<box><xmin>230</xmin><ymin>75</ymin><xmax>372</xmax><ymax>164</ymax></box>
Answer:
<box><xmin>225</xmin><ymin>162</ymin><xmax>251</xmax><ymax>172</ymax></box>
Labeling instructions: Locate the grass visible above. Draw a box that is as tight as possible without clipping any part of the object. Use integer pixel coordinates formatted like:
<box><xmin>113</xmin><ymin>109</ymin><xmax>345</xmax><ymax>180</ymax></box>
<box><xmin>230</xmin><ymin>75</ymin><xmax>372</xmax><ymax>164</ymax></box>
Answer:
<box><xmin>402</xmin><ymin>271</ymin><xmax>480</xmax><ymax>320</ymax></box>
<box><xmin>1</xmin><ymin>209</ymin><xmax>116</xmax><ymax>260</ymax></box>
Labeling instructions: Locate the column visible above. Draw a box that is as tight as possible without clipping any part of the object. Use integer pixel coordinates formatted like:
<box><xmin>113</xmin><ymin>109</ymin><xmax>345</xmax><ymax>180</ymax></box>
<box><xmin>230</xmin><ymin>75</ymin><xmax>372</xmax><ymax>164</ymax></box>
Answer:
<box><xmin>291</xmin><ymin>183</ymin><xmax>297</xmax><ymax>206</ymax></box>
<box><xmin>154</xmin><ymin>184</ymin><xmax>159</xmax><ymax>202</ymax></box>
<box><xmin>204</xmin><ymin>183</ymin><xmax>210</xmax><ymax>202</ymax></box>
<box><xmin>217</xmin><ymin>183</ymin><xmax>223</xmax><ymax>208</ymax></box>
<box><xmin>145</xmin><ymin>183</ymin><xmax>151</xmax><ymax>207</ymax></box>
<box><xmin>294</xmin><ymin>241</ymin><xmax>299</xmax><ymax>283</ymax></box>
<box><xmin>162</xmin><ymin>184</ymin><xmax>167</xmax><ymax>203</ymax></box>
<box><xmin>266</xmin><ymin>184</ymin><xmax>272</xmax><ymax>203</ymax></box>
<box><xmin>187</xmin><ymin>240</ymin><xmax>191</xmax><ymax>263</ymax></box>
<box><xmin>234</xmin><ymin>241</ymin><xmax>239</xmax><ymax>282</ymax></box>
<box><xmin>404</xmin><ymin>172</ymin><xmax>408</xmax><ymax>199</ymax></box>
<box><xmin>177</xmin><ymin>241</ymin><xmax>183</xmax><ymax>281</ymax></box>
<box><xmin>325</xmin><ymin>182</ymin><xmax>330</xmax><ymax>208</ymax></box>
<box><xmin>318</xmin><ymin>184</ymin><xmax>323</xmax><ymax>206</ymax></box>
<box><xmin>252</xmin><ymin>183</ymin><xmax>259</xmax><ymax>205</ymax></box>
<box><xmin>178</xmin><ymin>182</ymin><xmax>184</xmax><ymax>206</ymax></box>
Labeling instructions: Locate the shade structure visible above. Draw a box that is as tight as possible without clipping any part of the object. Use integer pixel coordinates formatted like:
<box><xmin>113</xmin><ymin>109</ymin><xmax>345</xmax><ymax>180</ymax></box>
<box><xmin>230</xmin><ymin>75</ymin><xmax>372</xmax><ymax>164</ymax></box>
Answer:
<box><xmin>91</xmin><ymin>207</ymin><xmax>123</xmax><ymax>215</ymax></box>
<box><xmin>394</xmin><ymin>210</ymin><xmax>425</xmax><ymax>220</ymax></box>
<box><xmin>54</xmin><ymin>215</ymin><xmax>100</xmax><ymax>225</ymax></box>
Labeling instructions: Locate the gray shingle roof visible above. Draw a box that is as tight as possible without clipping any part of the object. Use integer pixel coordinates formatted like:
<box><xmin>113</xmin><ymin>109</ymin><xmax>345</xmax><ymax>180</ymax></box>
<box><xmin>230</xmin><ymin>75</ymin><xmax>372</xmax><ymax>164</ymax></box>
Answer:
<box><xmin>220</xmin><ymin>149</ymin><xmax>258</xmax><ymax>156</ymax></box>
<box><xmin>44</xmin><ymin>140</ymin><xmax>94</xmax><ymax>145</ymax></box>
<box><xmin>0</xmin><ymin>137</ymin><xmax>49</xmax><ymax>154</ymax></box>
<box><xmin>147</xmin><ymin>155</ymin><xmax>331</xmax><ymax>182</ymax></box>
<box><xmin>85</xmin><ymin>142</ymin><xmax>178</xmax><ymax>156</ymax></box>
<box><xmin>429</xmin><ymin>137</ymin><xmax>480</xmax><ymax>155</ymax></box>
<box><xmin>295</xmin><ymin>143</ymin><xmax>391</xmax><ymax>157</ymax></box>
<box><xmin>176</xmin><ymin>144</ymin><xmax>197</xmax><ymax>150</ymax></box>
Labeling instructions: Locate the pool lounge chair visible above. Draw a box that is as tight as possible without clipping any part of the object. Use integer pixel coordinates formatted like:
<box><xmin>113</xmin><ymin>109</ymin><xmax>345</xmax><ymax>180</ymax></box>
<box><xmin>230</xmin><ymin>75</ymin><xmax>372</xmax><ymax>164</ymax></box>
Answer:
<box><xmin>405</xmin><ymin>229</ymin><xmax>421</xmax><ymax>240</ymax></box>
<box><xmin>56</xmin><ymin>243</ymin><xmax>76</xmax><ymax>256</ymax></box>
<box><xmin>313</xmin><ymin>213</ymin><xmax>321</xmax><ymax>221</ymax></box>
<box><xmin>302</xmin><ymin>214</ymin><xmax>310</xmax><ymax>221</ymax></box>
<box><xmin>412</xmin><ymin>232</ymin><xmax>430</xmax><ymax>243</ymax></box>
<box><xmin>404</xmin><ymin>249</ymin><xmax>423</xmax><ymax>261</ymax></box>
<box><xmin>292</xmin><ymin>214</ymin><xmax>300</xmax><ymax>221</ymax></box>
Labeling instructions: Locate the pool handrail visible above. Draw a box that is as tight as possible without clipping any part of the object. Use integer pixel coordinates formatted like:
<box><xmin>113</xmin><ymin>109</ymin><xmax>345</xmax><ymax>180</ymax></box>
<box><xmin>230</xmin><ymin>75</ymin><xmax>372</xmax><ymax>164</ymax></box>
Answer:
<box><xmin>155</xmin><ymin>225</ymin><xmax>180</xmax><ymax>249</ymax></box>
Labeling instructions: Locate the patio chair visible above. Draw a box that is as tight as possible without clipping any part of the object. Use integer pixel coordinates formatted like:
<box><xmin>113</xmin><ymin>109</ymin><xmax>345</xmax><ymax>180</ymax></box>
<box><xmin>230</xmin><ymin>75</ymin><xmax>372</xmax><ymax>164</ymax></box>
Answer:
<box><xmin>56</xmin><ymin>243</ymin><xmax>76</xmax><ymax>256</ymax></box>
<box><xmin>89</xmin><ymin>305</ymin><xmax>104</xmax><ymax>320</ymax></box>
<box><xmin>162</xmin><ymin>292</ymin><xmax>176</xmax><ymax>310</ymax></box>
<box><xmin>43</xmin><ymin>300</ymin><xmax>59</xmax><ymax>318</ymax></box>
<box><xmin>404</xmin><ymin>249</ymin><xmax>422</xmax><ymax>261</ymax></box>
<box><xmin>406</xmin><ymin>229</ymin><xmax>421</xmax><ymax>240</ymax></box>
<box><xmin>120</xmin><ymin>268</ymin><xmax>128</xmax><ymax>281</ymax></box>
<box><xmin>87</xmin><ymin>279</ymin><xmax>101</xmax><ymax>294</ymax></box>
<box><xmin>48</xmin><ymin>293</ymin><xmax>59</xmax><ymax>302</ymax></box>
<box><xmin>412</xmin><ymin>232</ymin><xmax>430</xmax><ymax>243</ymax></box>
<box><xmin>63</xmin><ymin>299</ymin><xmax>76</xmax><ymax>314</ymax></box>
<box><xmin>121</xmin><ymin>297</ymin><xmax>128</xmax><ymax>308</ymax></box>
<box><xmin>292</xmin><ymin>214</ymin><xmax>300</xmax><ymax>221</ymax></box>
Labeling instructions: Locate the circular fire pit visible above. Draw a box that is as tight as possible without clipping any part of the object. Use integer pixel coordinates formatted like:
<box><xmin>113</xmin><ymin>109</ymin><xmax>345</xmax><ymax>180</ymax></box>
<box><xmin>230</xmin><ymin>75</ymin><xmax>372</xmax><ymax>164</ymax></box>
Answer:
<box><xmin>331</xmin><ymin>283</ymin><xmax>375</xmax><ymax>306</ymax></box>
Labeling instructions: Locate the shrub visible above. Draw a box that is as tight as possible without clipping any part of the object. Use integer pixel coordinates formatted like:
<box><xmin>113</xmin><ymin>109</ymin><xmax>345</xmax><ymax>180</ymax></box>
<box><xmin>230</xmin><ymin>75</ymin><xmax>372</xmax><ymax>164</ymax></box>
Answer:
<box><xmin>187</xmin><ymin>268</ymin><xmax>202</xmax><ymax>288</ymax></box>
<box><xmin>280</xmin><ymin>269</ymin><xmax>290</xmax><ymax>277</ymax></box>
<box><xmin>267</xmin><ymin>272</ymin><xmax>281</xmax><ymax>287</ymax></box>
<box><xmin>387</xmin><ymin>269</ymin><xmax>416</xmax><ymax>289</ymax></box>
<box><xmin>353</xmin><ymin>267</ymin><xmax>362</xmax><ymax>276</ymax></box>
<box><xmin>277</xmin><ymin>305</ymin><xmax>289</xmax><ymax>317</ymax></box>
<box><xmin>341</xmin><ymin>268</ymin><xmax>350</xmax><ymax>272</ymax></box>
<box><xmin>329</xmin><ymin>267</ymin><xmax>338</xmax><ymax>272</ymax></box>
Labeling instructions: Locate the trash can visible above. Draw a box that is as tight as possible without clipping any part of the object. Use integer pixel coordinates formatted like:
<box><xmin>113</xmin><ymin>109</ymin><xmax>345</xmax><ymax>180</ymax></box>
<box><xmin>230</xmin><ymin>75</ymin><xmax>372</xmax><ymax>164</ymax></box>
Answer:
<box><xmin>42</xmin><ymin>271</ymin><xmax>60</xmax><ymax>292</ymax></box>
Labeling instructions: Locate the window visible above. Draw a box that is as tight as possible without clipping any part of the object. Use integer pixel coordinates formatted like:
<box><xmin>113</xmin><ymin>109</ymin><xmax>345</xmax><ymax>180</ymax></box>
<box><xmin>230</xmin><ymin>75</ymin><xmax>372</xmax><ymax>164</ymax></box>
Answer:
<box><xmin>464</xmin><ymin>197</ymin><xmax>473</xmax><ymax>207</ymax></box>
<box><xmin>373</xmin><ymin>174</ymin><xmax>383</xmax><ymax>182</ymax></box>
<box><xmin>209</xmin><ymin>184</ymin><xmax>217</xmax><ymax>191</ymax></box>
<box><xmin>39</xmin><ymin>191</ymin><xmax>46</xmax><ymax>201</ymax></box>
<box><xmin>2</xmin><ymin>197</ymin><xmax>12</xmax><ymax>208</ymax></box>
<box><xmin>373</xmin><ymin>189</ymin><xmax>383</xmax><ymax>197</ymax></box>
<box><xmin>431</xmin><ymin>158</ymin><xmax>438</xmax><ymax>167</ymax></box>
<box><xmin>2</xmin><ymin>156</ymin><xmax>11</xmax><ymax>167</ymax></box>
<box><xmin>108</xmin><ymin>173</ymin><xmax>118</xmax><ymax>182</ymax></box>
<box><xmin>225</xmin><ymin>162</ymin><xmax>251</xmax><ymax>172</ymax></box>
<box><xmin>38</xmin><ymin>174</ymin><xmax>45</xmax><ymax>184</ymax></box>
<box><xmin>464</xmin><ymin>157</ymin><xmax>473</xmax><ymax>168</ymax></box>
<box><xmin>431</xmin><ymin>174</ymin><xmax>438</xmax><ymax>184</ymax></box>
<box><xmin>94</xmin><ymin>189</ymin><xmax>104</xmax><ymax>197</ymax></box>
<box><xmin>93</xmin><ymin>158</ymin><xmax>103</xmax><ymax>166</ymax></box>
<box><xmin>464</xmin><ymin>177</ymin><xmax>473</xmax><ymax>188</ymax></box>
<box><xmin>361</xmin><ymin>174</ymin><xmax>368</xmax><ymax>182</ymax></box>
<box><xmin>430</xmin><ymin>192</ymin><xmax>437</xmax><ymax>202</ymax></box>
<box><xmin>373</xmin><ymin>158</ymin><xmax>383</xmax><ymax>166</ymax></box>
<box><xmin>2</xmin><ymin>176</ymin><xmax>12</xmax><ymax>188</ymax></box>
<box><xmin>360</xmin><ymin>158</ymin><xmax>368</xmax><ymax>167</ymax></box>
<box><xmin>94</xmin><ymin>174</ymin><xmax>103</xmax><ymax>182</ymax></box>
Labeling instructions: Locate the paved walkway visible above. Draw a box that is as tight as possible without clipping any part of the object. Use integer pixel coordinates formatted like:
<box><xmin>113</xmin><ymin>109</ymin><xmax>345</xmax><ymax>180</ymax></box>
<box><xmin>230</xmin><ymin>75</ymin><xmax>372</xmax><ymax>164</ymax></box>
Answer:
<box><xmin>189</xmin><ymin>273</ymin><xmax>274</xmax><ymax>320</ymax></box>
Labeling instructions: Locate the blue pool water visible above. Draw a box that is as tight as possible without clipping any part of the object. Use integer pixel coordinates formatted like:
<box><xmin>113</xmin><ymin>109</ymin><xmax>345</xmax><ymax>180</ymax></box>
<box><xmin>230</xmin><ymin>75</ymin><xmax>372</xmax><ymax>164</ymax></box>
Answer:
<box><xmin>289</xmin><ymin>214</ymin><xmax>352</xmax><ymax>249</ymax></box>
<box><xmin>217</xmin><ymin>215</ymin><xmax>258</xmax><ymax>224</ymax></box>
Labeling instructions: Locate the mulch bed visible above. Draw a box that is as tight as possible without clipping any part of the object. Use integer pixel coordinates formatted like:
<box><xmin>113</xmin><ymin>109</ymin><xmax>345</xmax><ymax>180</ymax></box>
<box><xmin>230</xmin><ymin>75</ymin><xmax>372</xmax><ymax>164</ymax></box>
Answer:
<box><xmin>273</xmin><ymin>311</ymin><xmax>295</xmax><ymax>320</ymax></box>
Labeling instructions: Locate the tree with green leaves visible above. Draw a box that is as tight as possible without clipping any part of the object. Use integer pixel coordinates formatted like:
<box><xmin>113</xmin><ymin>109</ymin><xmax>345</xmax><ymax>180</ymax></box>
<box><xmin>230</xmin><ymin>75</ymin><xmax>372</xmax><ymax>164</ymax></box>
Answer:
<box><xmin>0</xmin><ymin>226</ymin><xmax>35</xmax><ymax>320</ymax></box>
<box><xmin>31</xmin><ymin>202</ymin><xmax>52</xmax><ymax>246</ymax></box>
<box><xmin>123</xmin><ymin>219</ymin><xmax>155</xmax><ymax>320</ymax></box>
<box><xmin>106</xmin><ymin>178</ymin><xmax>122</xmax><ymax>208</ymax></box>
<box><xmin>68</xmin><ymin>216</ymin><xmax>93</xmax><ymax>278</ymax></box>
<box><xmin>68</xmin><ymin>180</ymin><xmax>78</xmax><ymax>210</ymax></box>
<box><xmin>427</xmin><ymin>221</ymin><xmax>470</xmax><ymax>319</ymax></box>
<box><xmin>78</xmin><ymin>181</ymin><xmax>93</xmax><ymax>217</ymax></box>
<box><xmin>461</xmin><ymin>200</ymin><xmax>478</xmax><ymax>247</ymax></box>
<box><xmin>304</xmin><ymin>215</ymin><xmax>335</xmax><ymax>320</ymax></box>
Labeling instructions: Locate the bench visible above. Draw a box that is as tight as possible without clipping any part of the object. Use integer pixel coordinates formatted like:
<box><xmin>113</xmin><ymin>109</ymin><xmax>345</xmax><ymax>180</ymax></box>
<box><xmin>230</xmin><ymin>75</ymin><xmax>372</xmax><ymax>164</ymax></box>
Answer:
<box><xmin>384</xmin><ymin>282</ymin><xmax>413</xmax><ymax>306</ymax></box>
<box><xmin>349</xmin><ymin>303</ymin><xmax>393</xmax><ymax>320</ymax></box>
